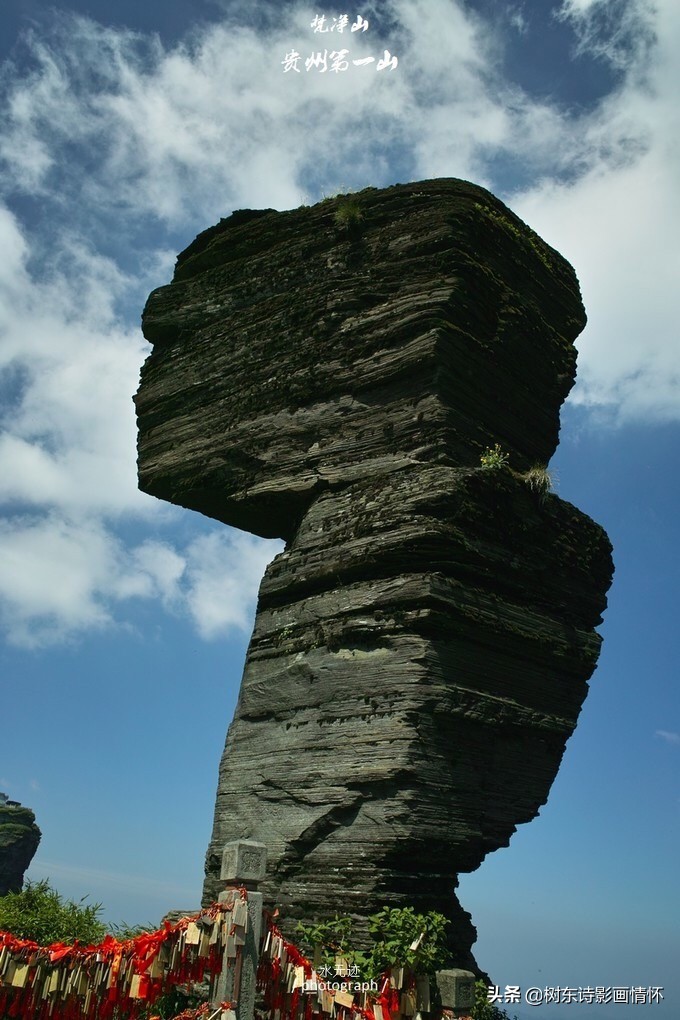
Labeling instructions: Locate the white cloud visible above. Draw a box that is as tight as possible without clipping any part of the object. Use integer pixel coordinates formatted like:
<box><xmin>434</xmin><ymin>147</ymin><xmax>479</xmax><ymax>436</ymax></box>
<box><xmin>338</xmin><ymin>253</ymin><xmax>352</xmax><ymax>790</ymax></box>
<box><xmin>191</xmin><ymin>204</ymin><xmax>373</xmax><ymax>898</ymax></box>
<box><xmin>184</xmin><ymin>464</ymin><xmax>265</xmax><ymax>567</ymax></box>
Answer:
<box><xmin>0</xmin><ymin>514</ymin><xmax>140</xmax><ymax>646</ymax></box>
<box><xmin>508</xmin><ymin>7</ymin><xmax>529</xmax><ymax>36</ymax></box>
<box><xmin>0</xmin><ymin>204</ymin><xmax>30</xmax><ymax>288</ymax></box>
<box><xmin>183</xmin><ymin>531</ymin><xmax>282</xmax><ymax>640</ymax></box>
<box><xmin>557</xmin><ymin>0</ymin><xmax>657</xmax><ymax>69</ymax></box>
<box><xmin>0</xmin><ymin>209</ymin><xmax>152</xmax><ymax>517</ymax></box>
<box><xmin>131</xmin><ymin>541</ymin><xmax>187</xmax><ymax>604</ymax></box>
<box><xmin>2</xmin><ymin>14</ymin><xmax>323</xmax><ymax>222</ymax></box>
<box><xmin>0</xmin><ymin>512</ymin><xmax>280</xmax><ymax>648</ymax></box>
<box><xmin>0</xmin><ymin>199</ymin><xmax>282</xmax><ymax>647</ymax></box>
<box><xmin>655</xmin><ymin>730</ymin><xmax>680</xmax><ymax>746</ymax></box>
<box><xmin>0</xmin><ymin>0</ymin><xmax>678</xmax><ymax>644</ymax></box>
<box><xmin>1</xmin><ymin>0</ymin><xmax>673</xmax><ymax>426</ymax></box>
<box><xmin>514</xmin><ymin>0</ymin><xmax>680</xmax><ymax>423</ymax></box>
<box><xmin>0</xmin><ymin>2</ymin><xmax>513</xmax><ymax>223</ymax></box>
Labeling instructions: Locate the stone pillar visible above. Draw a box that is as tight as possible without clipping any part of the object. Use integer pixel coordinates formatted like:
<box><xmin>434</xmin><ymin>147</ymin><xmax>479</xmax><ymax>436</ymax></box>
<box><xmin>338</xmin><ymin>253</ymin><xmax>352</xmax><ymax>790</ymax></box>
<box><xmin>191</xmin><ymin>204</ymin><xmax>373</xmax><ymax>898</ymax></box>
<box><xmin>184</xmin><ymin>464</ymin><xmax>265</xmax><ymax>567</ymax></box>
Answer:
<box><xmin>212</xmin><ymin>840</ymin><xmax>267</xmax><ymax>1020</ymax></box>
<box><xmin>436</xmin><ymin>969</ymin><xmax>477</xmax><ymax>1017</ymax></box>
<box><xmin>136</xmin><ymin>179</ymin><xmax>614</xmax><ymax>965</ymax></box>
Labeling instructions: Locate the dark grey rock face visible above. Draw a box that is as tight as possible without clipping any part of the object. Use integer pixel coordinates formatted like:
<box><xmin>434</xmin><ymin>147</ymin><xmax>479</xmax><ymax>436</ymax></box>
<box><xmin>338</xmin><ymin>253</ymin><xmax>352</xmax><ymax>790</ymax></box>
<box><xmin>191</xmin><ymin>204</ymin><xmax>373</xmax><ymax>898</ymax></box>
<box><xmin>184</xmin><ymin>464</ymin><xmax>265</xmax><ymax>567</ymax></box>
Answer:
<box><xmin>135</xmin><ymin>179</ymin><xmax>613</xmax><ymax>969</ymax></box>
<box><xmin>0</xmin><ymin>796</ymin><xmax>41</xmax><ymax>896</ymax></box>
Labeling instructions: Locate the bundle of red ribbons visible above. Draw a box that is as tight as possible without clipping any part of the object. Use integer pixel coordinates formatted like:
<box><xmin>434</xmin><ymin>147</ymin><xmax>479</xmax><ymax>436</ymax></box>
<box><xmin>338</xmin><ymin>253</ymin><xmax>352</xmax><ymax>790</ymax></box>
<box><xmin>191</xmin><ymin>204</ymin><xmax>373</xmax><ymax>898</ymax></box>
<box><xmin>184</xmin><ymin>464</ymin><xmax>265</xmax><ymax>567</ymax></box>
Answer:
<box><xmin>256</xmin><ymin>919</ymin><xmax>414</xmax><ymax>1020</ymax></box>
<box><xmin>0</xmin><ymin>894</ymin><xmax>246</xmax><ymax>1020</ymax></box>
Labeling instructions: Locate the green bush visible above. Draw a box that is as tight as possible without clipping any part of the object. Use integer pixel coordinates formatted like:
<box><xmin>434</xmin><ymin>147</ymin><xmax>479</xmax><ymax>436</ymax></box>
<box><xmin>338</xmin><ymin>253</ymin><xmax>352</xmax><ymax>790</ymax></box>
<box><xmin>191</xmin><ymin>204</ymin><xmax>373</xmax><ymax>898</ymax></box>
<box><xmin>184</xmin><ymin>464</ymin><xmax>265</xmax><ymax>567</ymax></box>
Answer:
<box><xmin>294</xmin><ymin>913</ymin><xmax>520</xmax><ymax>1020</ymax></box>
<box><xmin>296</xmin><ymin>906</ymin><xmax>450</xmax><ymax>983</ymax></box>
<box><xmin>0</xmin><ymin>879</ymin><xmax>108</xmax><ymax>945</ymax></box>
<box><xmin>366</xmin><ymin>905</ymin><xmax>450</xmax><ymax>975</ymax></box>
<box><xmin>295</xmin><ymin>914</ymin><xmax>353</xmax><ymax>956</ymax></box>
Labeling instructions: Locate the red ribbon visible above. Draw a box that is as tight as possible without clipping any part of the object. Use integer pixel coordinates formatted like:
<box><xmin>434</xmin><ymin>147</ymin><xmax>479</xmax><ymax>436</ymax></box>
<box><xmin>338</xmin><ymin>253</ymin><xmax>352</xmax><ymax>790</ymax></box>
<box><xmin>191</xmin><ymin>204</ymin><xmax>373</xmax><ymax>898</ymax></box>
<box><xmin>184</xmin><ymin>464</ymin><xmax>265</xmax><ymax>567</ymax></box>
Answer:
<box><xmin>0</xmin><ymin>900</ymin><xmax>238</xmax><ymax>1020</ymax></box>
<box><xmin>259</xmin><ymin>917</ymin><xmax>392</xmax><ymax>1020</ymax></box>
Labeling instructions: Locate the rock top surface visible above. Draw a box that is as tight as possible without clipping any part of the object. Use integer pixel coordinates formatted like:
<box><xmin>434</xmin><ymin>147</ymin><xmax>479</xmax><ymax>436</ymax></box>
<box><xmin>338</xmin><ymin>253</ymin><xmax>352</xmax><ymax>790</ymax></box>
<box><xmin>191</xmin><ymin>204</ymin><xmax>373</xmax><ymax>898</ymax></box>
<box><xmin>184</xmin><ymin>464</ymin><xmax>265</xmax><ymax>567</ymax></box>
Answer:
<box><xmin>135</xmin><ymin>179</ymin><xmax>613</xmax><ymax>969</ymax></box>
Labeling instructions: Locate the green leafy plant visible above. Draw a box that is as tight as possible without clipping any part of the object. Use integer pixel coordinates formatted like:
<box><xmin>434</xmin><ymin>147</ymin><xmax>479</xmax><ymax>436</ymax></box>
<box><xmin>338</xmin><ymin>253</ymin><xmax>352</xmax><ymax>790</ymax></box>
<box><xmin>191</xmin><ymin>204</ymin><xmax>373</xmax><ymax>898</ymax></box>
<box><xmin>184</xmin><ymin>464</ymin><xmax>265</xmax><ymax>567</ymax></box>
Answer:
<box><xmin>296</xmin><ymin>915</ymin><xmax>353</xmax><ymax>956</ymax></box>
<box><xmin>0</xmin><ymin>879</ymin><xmax>108</xmax><ymax>945</ymax></box>
<box><xmin>367</xmin><ymin>906</ymin><xmax>450</xmax><ymax>975</ymax></box>
<box><xmin>296</xmin><ymin>906</ymin><xmax>450</xmax><ymax>983</ymax></box>
<box><xmin>480</xmin><ymin>444</ymin><xmax>509</xmax><ymax>469</ymax></box>
<box><xmin>523</xmin><ymin>465</ymin><xmax>554</xmax><ymax>503</ymax></box>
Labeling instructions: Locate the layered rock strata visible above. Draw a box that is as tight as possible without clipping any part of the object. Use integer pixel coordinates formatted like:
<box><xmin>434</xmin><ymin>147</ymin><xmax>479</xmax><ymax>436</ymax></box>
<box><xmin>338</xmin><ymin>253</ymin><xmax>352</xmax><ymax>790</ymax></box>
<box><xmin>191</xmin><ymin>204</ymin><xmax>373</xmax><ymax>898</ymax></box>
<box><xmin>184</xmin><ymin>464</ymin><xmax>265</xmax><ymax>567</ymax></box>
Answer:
<box><xmin>135</xmin><ymin>179</ymin><xmax>613</xmax><ymax>967</ymax></box>
<box><xmin>0</xmin><ymin>796</ymin><xmax>41</xmax><ymax>896</ymax></box>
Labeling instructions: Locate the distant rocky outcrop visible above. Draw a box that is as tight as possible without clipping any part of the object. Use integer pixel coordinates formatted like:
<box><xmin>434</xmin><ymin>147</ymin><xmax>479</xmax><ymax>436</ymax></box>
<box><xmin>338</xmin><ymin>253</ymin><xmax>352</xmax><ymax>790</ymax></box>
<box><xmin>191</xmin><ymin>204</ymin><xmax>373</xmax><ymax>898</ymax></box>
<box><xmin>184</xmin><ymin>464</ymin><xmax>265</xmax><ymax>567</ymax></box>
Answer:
<box><xmin>0</xmin><ymin>794</ymin><xmax>41</xmax><ymax>896</ymax></box>
<box><xmin>135</xmin><ymin>179</ymin><xmax>613</xmax><ymax>969</ymax></box>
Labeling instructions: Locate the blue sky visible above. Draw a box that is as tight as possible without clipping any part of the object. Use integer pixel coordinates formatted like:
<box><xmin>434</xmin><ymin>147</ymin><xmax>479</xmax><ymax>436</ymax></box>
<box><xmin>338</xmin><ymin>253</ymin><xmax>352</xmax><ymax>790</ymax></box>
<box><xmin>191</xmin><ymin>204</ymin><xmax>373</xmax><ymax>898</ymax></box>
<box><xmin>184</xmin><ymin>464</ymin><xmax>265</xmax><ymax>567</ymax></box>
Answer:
<box><xmin>0</xmin><ymin>1</ymin><xmax>678</xmax><ymax>1018</ymax></box>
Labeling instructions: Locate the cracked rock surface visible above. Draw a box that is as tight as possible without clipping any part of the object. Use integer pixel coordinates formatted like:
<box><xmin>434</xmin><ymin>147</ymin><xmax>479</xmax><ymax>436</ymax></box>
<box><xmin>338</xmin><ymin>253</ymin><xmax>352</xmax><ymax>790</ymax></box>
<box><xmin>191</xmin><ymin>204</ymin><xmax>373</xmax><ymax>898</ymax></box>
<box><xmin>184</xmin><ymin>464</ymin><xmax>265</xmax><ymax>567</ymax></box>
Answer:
<box><xmin>135</xmin><ymin>179</ymin><xmax>613</xmax><ymax>969</ymax></box>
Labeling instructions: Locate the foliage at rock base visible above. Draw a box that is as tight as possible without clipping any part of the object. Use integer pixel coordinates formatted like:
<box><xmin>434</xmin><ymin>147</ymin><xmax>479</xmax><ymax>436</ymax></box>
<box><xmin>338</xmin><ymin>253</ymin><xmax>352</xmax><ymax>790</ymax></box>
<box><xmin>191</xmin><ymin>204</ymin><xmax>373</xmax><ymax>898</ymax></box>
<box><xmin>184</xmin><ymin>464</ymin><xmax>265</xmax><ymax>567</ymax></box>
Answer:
<box><xmin>296</xmin><ymin>907</ymin><xmax>450</xmax><ymax>983</ymax></box>
<box><xmin>0</xmin><ymin>878</ymin><xmax>107</xmax><ymax>945</ymax></box>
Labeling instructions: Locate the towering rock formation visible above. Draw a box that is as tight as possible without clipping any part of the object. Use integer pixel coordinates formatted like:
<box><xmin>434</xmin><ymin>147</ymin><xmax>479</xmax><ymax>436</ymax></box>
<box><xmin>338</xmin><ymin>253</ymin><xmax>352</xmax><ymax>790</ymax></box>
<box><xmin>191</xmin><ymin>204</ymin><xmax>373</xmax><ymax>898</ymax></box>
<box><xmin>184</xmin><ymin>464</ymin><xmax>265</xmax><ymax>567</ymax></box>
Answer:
<box><xmin>135</xmin><ymin>179</ymin><xmax>613</xmax><ymax>967</ymax></box>
<box><xmin>0</xmin><ymin>795</ymin><xmax>41</xmax><ymax>896</ymax></box>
